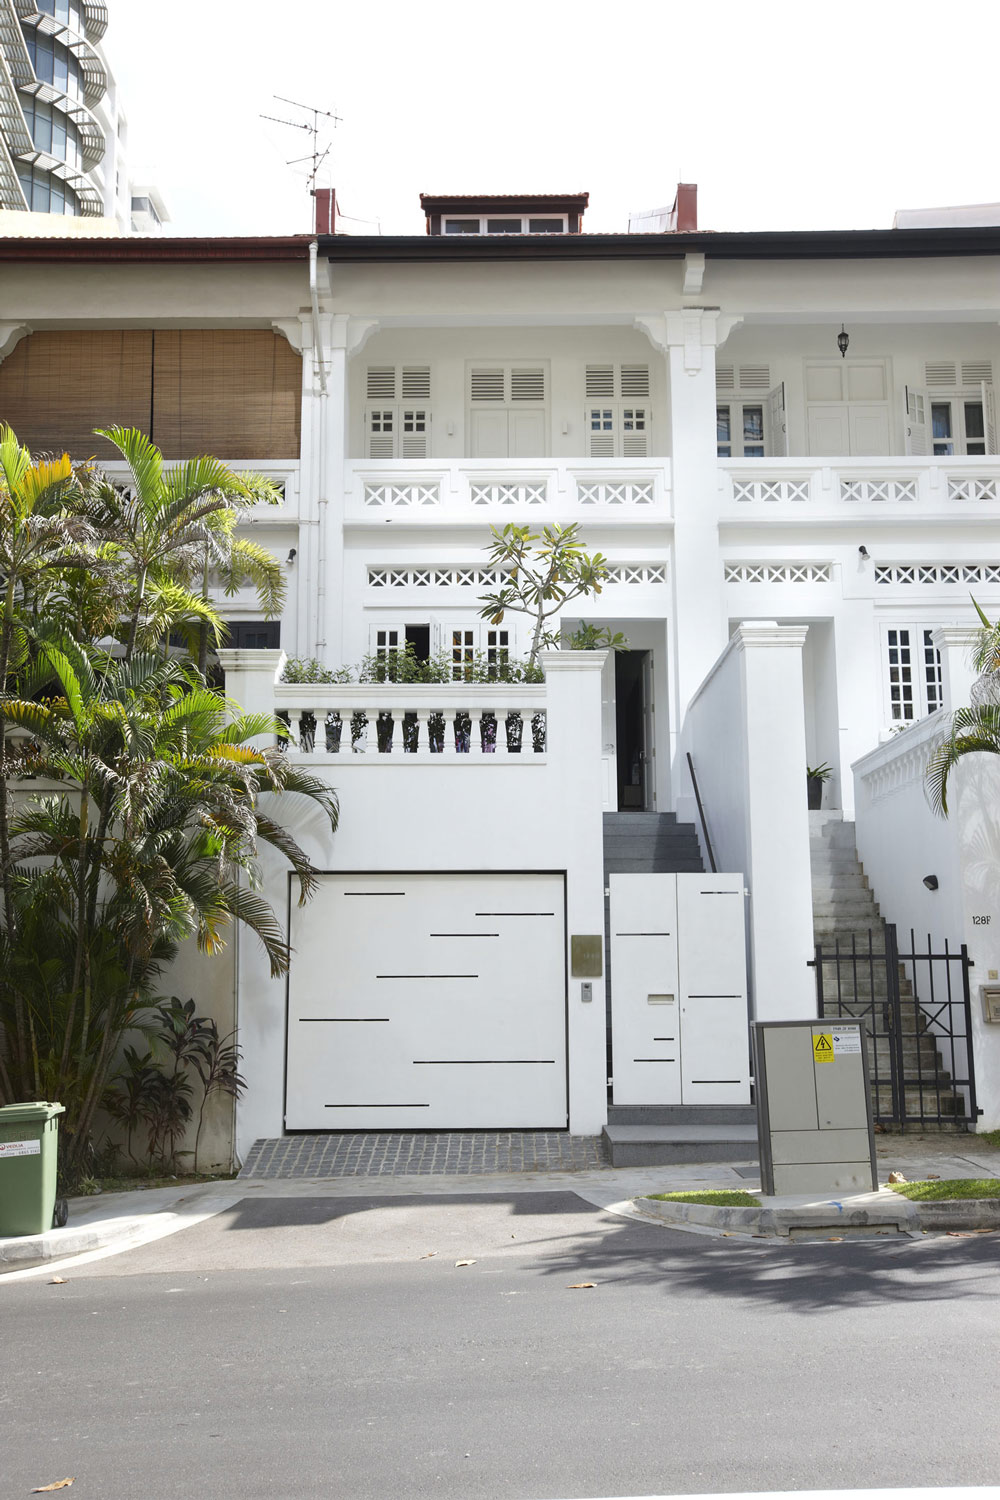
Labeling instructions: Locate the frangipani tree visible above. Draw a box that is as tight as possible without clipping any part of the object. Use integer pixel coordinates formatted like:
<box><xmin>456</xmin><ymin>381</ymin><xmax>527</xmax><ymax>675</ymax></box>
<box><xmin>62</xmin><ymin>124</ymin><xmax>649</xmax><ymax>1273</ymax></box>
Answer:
<box><xmin>926</xmin><ymin>600</ymin><xmax>1000</xmax><ymax>816</ymax></box>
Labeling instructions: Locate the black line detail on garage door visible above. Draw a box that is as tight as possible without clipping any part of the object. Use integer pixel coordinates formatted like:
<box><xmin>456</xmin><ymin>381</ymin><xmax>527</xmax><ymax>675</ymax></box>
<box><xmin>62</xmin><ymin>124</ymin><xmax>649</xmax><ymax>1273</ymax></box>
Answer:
<box><xmin>688</xmin><ymin>994</ymin><xmax>744</xmax><ymax>999</ymax></box>
<box><xmin>299</xmin><ymin>1017</ymin><xmax>390</xmax><ymax>1022</ymax></box>
<box><xmin>412</xmin><ymin>1059</ymin><xmax>556</xmax><ymax>1065</ymax></box>
<box><xmin>325</xmin><ymin>1103</ymin><xmax>430</xmax><ymax>1108</ymax></box>
<box><xmin>429</xmin><ymin>932</ymin><xmax>499</xmax><ymax>938</ymax></box>
<box><xmin>342</xmin><ymin>891</ymin><xmax>407</xmax><ymax>897</ymax></box>
<box><xmin>376</xmin><ymin>973</ymin><xmax>478</xmax><ymax>980</ymax></box>
<box><xmin>634</xmin><ymin>1057</ymin><xmax>675</xmax><ymax>1062</ymax></box>
<box><xmin>615</xmin><ymin>931</ymin><xmax>672</xmax><ymax>937</ymax></box>
<box><xmin>474</xmin><ymin>911</ymin><xmax>555</xmax><ymax>917</ymax></box>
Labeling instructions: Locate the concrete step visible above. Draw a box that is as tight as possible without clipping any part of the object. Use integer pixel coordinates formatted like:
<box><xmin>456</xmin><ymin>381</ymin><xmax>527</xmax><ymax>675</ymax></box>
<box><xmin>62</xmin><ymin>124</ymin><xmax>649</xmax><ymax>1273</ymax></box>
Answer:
<box><xmin>603</xmin><ymin>812</ymin><xmax>680</xmax><ymax>828</ymax></box>
<box><xmin>605</xmin><ymin>857</ymin><xmax>705</xmax><ymax>874</ymax></box>
<box><xmin>607</xmin><ymin>1104</ymin><xmax>756</xmax><ymax>1127</ymax></box>
<box><xmin>602</xmin><ymin>1123</ymin><xmax>759</xmax><ymax>1167</ymax></box>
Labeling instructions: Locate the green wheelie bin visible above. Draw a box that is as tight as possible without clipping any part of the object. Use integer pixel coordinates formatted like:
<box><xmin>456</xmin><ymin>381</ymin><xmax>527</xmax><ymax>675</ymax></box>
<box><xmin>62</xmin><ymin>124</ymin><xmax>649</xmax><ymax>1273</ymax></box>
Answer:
<box><xmin>0</xmin><ymin>1102</ymin><xmax>66</xmax><ymax>1236</ymax></box>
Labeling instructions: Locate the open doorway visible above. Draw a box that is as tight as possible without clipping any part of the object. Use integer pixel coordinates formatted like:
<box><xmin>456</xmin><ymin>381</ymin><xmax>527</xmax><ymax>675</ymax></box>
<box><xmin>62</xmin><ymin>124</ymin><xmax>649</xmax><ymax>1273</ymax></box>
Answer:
<box><xmin>615</xmin><ymin>649</ymin><xmax>653</xmax><ymax>810</ymax></box>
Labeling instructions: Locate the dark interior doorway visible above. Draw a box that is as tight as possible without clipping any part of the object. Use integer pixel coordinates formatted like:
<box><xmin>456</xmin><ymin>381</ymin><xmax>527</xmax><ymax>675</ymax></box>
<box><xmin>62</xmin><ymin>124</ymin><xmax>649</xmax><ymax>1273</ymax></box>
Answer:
<box><xmin>615</xmin><ymin>649</ymin><xmax>651</xmax><ymax>810</ymax></box>
<box><xmin>405</xmin><ymin>624</ymin><xmax>430</xmax><ymax>660</ymax></box>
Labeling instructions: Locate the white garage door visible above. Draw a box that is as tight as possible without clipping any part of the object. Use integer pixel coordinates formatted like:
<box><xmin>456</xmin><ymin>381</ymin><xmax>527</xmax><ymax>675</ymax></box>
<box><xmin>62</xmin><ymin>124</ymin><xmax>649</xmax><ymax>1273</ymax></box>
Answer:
<box><xmin>285</xmin><ymin>872</ymin><xmax>567</xmax><ymax>1130</ymax></box>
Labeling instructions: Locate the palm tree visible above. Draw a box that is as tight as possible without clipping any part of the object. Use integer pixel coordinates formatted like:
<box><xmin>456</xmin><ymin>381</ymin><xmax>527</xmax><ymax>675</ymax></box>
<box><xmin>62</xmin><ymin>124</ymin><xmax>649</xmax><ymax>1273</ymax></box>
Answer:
<box><xmin>926</xmin><ymin>600</ymin><xmax>1000</xmax><ymax>815</ymax></box>
<box><xmin>84</xmin><ymin>426</ymin><xmax>285</xmax><ymax>663</ymax></box>
<box><xmin>0</xmin><ymin>637</ymin><xmax>337</xmax><ymax>1176</ymax></box>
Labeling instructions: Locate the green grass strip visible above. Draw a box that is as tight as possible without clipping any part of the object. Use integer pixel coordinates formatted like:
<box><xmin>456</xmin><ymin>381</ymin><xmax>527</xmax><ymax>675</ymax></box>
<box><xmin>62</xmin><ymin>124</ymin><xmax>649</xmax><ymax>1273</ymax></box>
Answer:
<box><xmin>888</xmin><ymin>1178</ymin><xmax>1000</xmax><ymax>1201</ymax></box>
<box><xmin>646</xmin><ymin>1190</ymin><xmax>761</xmax><ymax>1208</ymax></box>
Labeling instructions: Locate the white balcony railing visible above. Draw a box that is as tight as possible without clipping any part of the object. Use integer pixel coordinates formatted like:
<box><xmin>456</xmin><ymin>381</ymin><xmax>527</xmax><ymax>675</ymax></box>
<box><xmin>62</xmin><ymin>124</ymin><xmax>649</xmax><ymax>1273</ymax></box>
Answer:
<box><xmin>344</xmin><ymin>458</ymin><xmax>671</xmax><ymax>522</ymax></box>
<box><xmin>719</xmin><ymin>456</ymin><xmax>1000</xmax><ymax>519</ymax></box>
<box><xmin>274</xmin><ymin>681</ymin><xmax>548</xmax><ymax>761</ymax></box>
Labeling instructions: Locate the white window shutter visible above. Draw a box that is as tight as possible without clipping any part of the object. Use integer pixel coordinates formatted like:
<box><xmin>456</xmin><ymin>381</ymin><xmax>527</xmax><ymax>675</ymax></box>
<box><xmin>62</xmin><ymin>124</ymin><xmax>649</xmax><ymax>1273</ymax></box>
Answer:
<box><xmin>367</xmin><ymin>407</ymin><xmax>395</xmax><ymax>459</ymax></box>
<box><xmin>401</xmin><ymin>408</ymin><xmax>428</xmax><ymax>458</ymax></box>
<box><xmin>401</xmin><ymin>366</ymin><xmax>431</xmax><ymax>399</ymax></box>
<box><xmin>767</xmin><ymin>384</ymin><xmax>787</xmax><ymax>458</ymax></box>
<box><xmin>983</xmin><ymin>382</ymin><xmax>997</xmax><ymax>455</ymax></box>
<box><xmin>510</xmin><ymin>367</ymin><xmax>544</xmax><ymax>401</ymax></box>
<box><xmin>587</xmin><ymin>406</ymin><xmax>615</xmax><ymax>458</ymax></box>
<box><xmin>620</xmin><ymin>365</ymin><xmax>650</xmax><ymax>398</ymax></box>
<box><xmin>585</xmin><ymin>365</ymin><xmax>615</xmax><ymax>398</ymax></box>
<box><xmin>904</xmin><ymin>386</ymin><xmax>930</xmax><ymax>456</ymax></box>
<box><xmin>925</xmin><ymin>361</ymin><xmax>957</xmax><ymax>387</ymax></box>
<box><xmin>716</xmin><ymin>365</ymin><xmax>736</xmax><ymax>391</ymax></box>
<box><xmin>621</xmin><ymin>406</ymin><xmax>648</xmax><ymax>457</ymax></box>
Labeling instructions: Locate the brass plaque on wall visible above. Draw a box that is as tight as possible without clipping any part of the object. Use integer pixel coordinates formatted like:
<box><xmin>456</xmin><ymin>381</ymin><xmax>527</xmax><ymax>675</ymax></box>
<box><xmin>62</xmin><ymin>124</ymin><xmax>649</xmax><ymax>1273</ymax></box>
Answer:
<box><xmin>571</xmin><ymin>935</ymin><xmax>603</xmax><ymax>978</ymax></box>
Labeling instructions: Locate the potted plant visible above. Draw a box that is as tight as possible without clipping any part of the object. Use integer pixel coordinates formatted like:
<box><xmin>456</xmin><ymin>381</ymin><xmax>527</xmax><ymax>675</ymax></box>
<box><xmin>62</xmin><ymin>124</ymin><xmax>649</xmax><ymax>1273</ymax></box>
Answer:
<box><xmin>806</xmin><ymin>763</ymin><xmax>832</xmax><ymax>810</ymax></box>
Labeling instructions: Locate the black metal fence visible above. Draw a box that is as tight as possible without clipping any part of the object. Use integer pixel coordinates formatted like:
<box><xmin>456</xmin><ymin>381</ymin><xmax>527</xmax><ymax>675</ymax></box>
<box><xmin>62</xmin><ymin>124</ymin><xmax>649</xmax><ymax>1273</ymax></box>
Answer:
<box><xmin>810</xmin><ymin>925</ymin><xmax>977</xmax><ymax>1128</ymax></box>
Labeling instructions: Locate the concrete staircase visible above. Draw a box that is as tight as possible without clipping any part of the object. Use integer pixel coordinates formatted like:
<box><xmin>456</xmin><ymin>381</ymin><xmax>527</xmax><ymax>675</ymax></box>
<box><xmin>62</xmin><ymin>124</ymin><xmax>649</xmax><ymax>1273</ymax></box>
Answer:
<box><xmin>602</xmin><ymin>1104</ymin><xmax>758</xmax><ymax>1167</ymax></box>
<box><xmin>810</xmin><ymin>815</ymin><xmax>965</xmax><ymax>1126</ymax></box>
<box><xmin>603</xmin><ymin>814</ymin><xmax>758</xmax><ymax>1166</ymax></box>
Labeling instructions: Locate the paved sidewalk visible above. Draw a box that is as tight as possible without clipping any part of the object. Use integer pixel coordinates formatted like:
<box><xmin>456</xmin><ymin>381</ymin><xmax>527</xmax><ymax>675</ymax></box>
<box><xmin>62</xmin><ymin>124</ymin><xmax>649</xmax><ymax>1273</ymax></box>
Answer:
<box><xmin>3</xmin><ymin>1129</ymin><xmax>999</xmax><ymax>1277</ymax></box>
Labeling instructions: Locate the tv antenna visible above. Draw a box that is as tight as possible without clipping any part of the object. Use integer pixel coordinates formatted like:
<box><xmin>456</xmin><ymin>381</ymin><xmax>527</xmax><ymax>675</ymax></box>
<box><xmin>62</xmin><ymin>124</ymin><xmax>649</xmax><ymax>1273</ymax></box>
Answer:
<box><xmin>261</xmin><ymin>94</ymin><xmax>342</xmax><ymax>195</ymax></box>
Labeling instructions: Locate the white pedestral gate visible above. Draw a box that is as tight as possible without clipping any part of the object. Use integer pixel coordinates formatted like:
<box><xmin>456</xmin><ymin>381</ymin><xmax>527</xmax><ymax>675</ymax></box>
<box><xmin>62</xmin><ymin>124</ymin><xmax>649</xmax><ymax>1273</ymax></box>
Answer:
<box><xmin>285</xmin><ymin>871</ymin><xmax>567</xmax><ymax>1131</ymax></box>
<box><xmin>610</xmin><ymin>873</ymin><xmax>750</xmax><ymax>1106</ymax></box>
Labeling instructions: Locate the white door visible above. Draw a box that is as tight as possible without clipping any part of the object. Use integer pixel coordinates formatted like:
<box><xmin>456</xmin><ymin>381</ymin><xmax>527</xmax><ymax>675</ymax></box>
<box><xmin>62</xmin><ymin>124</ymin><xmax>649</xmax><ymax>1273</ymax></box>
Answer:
<box><xmin>676</xmin><ymin>874</ymin><xmax>750</xmax><ymax>1105</ymax></box>
<box><xmin>470</xmin><ymin>409</ymin><xmax>509</xmax><ymax>458</ymax></box>
<box><xmin>610</xmin><ymin>873</ymin><xmax>750</xmax><ymax>1106</ymax></box>
<box><xmin>849</xmin><ymin>406</ymin><xmax>891</xmax><ymax>456</ymax></box>
<box><xmin>610</xmin><ymin>874</ymin><xmax>681</xmax><ymax>1105</ymax></box>
<box><xmin>509</xmin><ymin>408</ymin><xmax>546</xmax><ymax>457</ymax></box>
<box><xmin>982</xmin><ymin>382</ymin><xmax>997</xmax><ymax>454</ymax></box>
<box><xmin>807</xmin><ymin>405</ymin><xmax>851</xmax><ymax>454</ymax></box>
<box><xmin>285</xmin><ymin>872</ymin><xmax>567</xmax><ymax>1129</ymax></box>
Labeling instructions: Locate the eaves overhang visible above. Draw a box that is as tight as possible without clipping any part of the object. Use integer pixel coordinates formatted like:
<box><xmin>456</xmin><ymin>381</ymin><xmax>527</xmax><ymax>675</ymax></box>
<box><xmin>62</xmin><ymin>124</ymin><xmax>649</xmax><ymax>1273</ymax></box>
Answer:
<box><xmin>319</xmin><ymin>226</ymin><xmax>1000</xmax><ymax>263</ymax></box>
<box><xmin>0</xmin><ymin>234</ymin><xmax>313</xmax><ymax>260</ymax></box>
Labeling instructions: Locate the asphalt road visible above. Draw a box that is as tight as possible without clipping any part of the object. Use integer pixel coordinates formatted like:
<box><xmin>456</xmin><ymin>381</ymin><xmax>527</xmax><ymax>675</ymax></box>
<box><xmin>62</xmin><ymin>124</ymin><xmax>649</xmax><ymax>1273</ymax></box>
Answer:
<box><xmin>4</xmin><ymin>1191</ymin><xmax>999</xmax><ymax>1500</ymax></box>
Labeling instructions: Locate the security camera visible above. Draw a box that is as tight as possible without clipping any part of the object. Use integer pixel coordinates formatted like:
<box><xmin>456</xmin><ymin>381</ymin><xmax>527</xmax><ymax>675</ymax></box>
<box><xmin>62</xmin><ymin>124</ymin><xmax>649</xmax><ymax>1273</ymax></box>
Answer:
<box><xmin>858</xmin><ymin>545</ymin><xmax>869</xmax><ymax>559</ymax></box>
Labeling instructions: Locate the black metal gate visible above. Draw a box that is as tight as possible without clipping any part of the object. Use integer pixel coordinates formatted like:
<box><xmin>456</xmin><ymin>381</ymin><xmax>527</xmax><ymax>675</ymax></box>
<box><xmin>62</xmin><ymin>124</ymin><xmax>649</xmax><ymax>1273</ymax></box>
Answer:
<box><xmin>810</xmin><ymin>925</ymin><xmax>978</xmax><ymax>1128</ymax></box>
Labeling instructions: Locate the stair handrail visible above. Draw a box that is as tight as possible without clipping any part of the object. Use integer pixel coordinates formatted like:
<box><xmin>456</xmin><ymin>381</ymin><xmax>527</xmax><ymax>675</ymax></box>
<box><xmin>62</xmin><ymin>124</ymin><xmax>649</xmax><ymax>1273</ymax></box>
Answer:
<box><xmin>686</xmin><ymin>752</ymin><xmax>718</xmax><ymax>873</ymax></box>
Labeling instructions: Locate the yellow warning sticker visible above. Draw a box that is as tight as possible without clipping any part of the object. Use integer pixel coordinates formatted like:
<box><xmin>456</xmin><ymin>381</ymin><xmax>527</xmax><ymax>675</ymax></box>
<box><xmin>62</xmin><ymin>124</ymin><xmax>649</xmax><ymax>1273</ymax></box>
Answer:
<box><xmin>813</xmin><ymin>1032</ymin><xmax>834</xmax><ymax>1063</ymax></box>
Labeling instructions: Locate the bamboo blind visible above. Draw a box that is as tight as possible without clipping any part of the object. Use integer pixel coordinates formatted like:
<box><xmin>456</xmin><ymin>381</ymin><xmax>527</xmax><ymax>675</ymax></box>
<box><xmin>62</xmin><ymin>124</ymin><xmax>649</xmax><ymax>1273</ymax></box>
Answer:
<box><xmin>0</xmin><ymin>329</ymin><xmax>302</xmax><ymax>462</ymax></box>
<box><xmin>0</xmin><ymin>330</ymin><xmax>153</xmax><ymax>460</ymax></box>
<box><xmin>151</xmin><ymin>330</ymin><xmax>301</xmax><ymax>460</ymax></box>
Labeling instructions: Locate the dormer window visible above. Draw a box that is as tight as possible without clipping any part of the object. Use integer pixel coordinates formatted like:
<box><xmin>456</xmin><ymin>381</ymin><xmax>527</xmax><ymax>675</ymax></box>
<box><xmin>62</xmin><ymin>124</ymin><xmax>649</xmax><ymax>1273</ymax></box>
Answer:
<box><xmin>421</xmin><ymin>193</ymin><xmax>588</xmax><ymax>236</ymax></box>
<box><xmin>443</xmin><ymin>214</ymin><xmax>569</xmax><ymax>235</ymax></box>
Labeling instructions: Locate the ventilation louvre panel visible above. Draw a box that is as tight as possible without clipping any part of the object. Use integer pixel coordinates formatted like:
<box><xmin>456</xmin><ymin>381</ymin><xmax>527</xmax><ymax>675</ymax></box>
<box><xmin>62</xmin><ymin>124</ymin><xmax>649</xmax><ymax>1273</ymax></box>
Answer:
<box><xmin>368</xmin><ymin>437</ymin><xmax>394</xmax><ymax>459</ymax></box>
<box><xmin>622</xmin><ymin>434</ymin><xmax>648</xmax><ymax>457</ymax></box>
<box><xmin>926</xmin><ymin>361</ymin><xmax>957</xmax><ymax>387</ymax></box>
<box><xmin>962</xmin><ymin>360</ymin><xmax>993</xmax><ymax>385</ymax></box>
<box><xmin>510</xmin><ymin>367</ymin><xmax>545</xmax><ymax>401</ymax></box>
<box><xmin>367</xmin><ymin>367</ymin><xmax>396</xmax><ymax>399</ymax></box>
<box><xmin>471</xmin><ymin>368</ymin><xmax>506</xmax><ymax>402</ymax></box>
<box><xmin>401</xmin><ymin>366</ymin><xmax>431</xmax><ymax>398</ymax></box>
<box><xmin>585</xmin><ymin>365</ymin><xmax>615</xmax><ymax>397</ymax></box>
<box><xmin>620</xmin><ymin>364</ymin><xmax>650</xmax><ymax>397</ymax></box>
<box><xmin>739</xmin><ymin>365</ymin><xmax>771</xmax><ymax>390</ymax></box>
<box><xmin>716</xmin><ymin>365</ymin><xmax>735</xmax><ymax>390</ymax></box>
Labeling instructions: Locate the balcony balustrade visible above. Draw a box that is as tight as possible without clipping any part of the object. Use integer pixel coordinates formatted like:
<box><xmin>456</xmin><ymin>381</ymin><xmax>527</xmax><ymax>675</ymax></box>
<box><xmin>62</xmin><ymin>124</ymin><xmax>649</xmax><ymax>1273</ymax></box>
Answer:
<box><xmin>344</xmin><ymin>458</ymin><xmax>670</xmax><ymax>523</ymax></box>
<box><xmin>719</xmin><ymin>456</ymin><xmax>1000</xmax><ymax>520</ymax></box>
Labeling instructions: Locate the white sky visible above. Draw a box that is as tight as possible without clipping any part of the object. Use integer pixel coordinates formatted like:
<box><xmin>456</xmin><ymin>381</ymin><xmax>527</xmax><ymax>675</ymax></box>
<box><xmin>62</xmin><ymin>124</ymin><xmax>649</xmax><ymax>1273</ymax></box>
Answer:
<box><xmin>108</xmin><ymin>0</ymin><xmax>1000</xmax><ymax>238</ymax></box>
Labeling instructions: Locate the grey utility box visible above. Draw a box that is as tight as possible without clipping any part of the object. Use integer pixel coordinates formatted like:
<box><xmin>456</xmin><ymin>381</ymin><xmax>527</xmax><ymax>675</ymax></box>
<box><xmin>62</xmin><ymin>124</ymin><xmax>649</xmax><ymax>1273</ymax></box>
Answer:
<box><xmin>752</xmin><ymin>1020</ymin><xmax>878</xmax><ymax>1196</ymax></box>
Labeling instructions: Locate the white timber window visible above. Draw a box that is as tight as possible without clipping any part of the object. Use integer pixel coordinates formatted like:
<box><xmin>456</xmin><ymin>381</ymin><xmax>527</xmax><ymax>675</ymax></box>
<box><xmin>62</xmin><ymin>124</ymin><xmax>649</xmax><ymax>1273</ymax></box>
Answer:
<box><xmin>906</xmin><ymin>363</ymin><xmax>995</xmax><ymax>456</ymax></box>
<box><xmin>716</xmin><ymin>366</ymin><xmax>784</xmax><ymax>457</ymax></box>
<box><xmin>365</xmin><ymin>366</ymin><xmax>431</xmax><ymax>458</ymax></box>
<box><xmin>468</xmin><ymin>364</ymin><xmax>547</xmax><ymax>458</ymax></box>
<box><xmin>584</xmin><ymin>364</ymin><xmax>650</xmax><ymax>457</ymax></box>
<box><xmin>370</xmin><ymin>622</ymin><xmax>515</xmax><ymax>677</ymax></box>
<box><xmin>882</xmin><ymin>625</ymin><xmax>943</xmax><ymax>724</ymax></box>
<box><xmin>443</xmin><ymin>214</ymin><xmax>568</xmax><ymax>234</ymax></box>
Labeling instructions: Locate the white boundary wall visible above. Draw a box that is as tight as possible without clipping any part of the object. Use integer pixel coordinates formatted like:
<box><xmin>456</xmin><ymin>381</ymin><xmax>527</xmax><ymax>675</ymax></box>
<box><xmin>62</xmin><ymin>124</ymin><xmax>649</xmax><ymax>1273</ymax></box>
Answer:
<box><xmin>218</xmin><ymin>648</ymin><xmax>609</xmax><ymax>1159</ymax></box>
<box><xmin>854</xmin><ymin>680</ymin><xmax>1000</xmax><ymax>1131</ymax></box>
<box><xmin>679</xmin><ymin>622</ymin><xmax>815</xmax><ymax>1023</ymax></box>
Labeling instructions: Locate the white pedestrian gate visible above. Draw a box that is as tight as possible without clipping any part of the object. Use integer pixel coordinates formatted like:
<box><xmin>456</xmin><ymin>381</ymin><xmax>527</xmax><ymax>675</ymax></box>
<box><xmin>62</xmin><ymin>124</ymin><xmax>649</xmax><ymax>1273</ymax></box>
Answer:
<box><xmin>285</xmin><ymin>872</ymin><xmax>567</xmax><ymax>1130</ymax></box>
<box><xmin>610</xmin><ymin>873</ymin><xmax>750</xmax><ymax>1106</ymax></box>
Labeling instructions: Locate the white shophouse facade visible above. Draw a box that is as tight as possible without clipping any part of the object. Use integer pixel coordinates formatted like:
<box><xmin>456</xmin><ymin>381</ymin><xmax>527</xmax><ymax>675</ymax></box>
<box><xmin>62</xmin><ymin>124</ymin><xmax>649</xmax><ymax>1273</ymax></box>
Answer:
<box><xmin>3</xmin><ymin>197</ymin><xmax>1000</xmax><ymax>1156</ymax></box>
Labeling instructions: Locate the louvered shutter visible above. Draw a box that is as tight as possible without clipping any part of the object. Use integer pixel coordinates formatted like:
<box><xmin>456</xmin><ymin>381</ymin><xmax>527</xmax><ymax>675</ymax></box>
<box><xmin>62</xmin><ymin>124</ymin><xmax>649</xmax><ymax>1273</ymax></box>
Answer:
<box><xmin>621</xmin><ymin>405</ymin><xmax>648</xmax><ymax>457</ymax></box>
<box><xmin>738</xmin><ymin>365</ymin><xmax>770</xmax><ymax>391</ymax></box>
<box><xmin>620</xmin><ymin>365</ymin><xmax>650</xmax><ymax>398</ymax></box>
<box><xmin>401</xmin><ymin>366</ymin><xmax>430</xmax><ymax>399</ymax></box>
<box><xmin>367</xmin><ymin>407</ymin><xmax>395</xmax><ymax>459</ymax></box>
<box><xmin>716</xmin><ymin>365</ymin><xmax>735</xmax><ymax>391</ymax></box>
<box><xmin>925</xmin><ymin>361</ymin><xmax>957</xmax><ymax>388</ymax></box>
<box><xmin>587</xmin><ymin>405</ymin><xmax>616</xmax><ymax>457</ymax></box>
<box><xmin>983</xmin><ymin>382</ymin><xmax>997</xmax><ymax>455</ymax></box>
<box><xmin>401</xmin><ymin>407</ymin><xmax>428</xmax><ymax>458</ymax></box>
<box><xmin>904</xmin><ymin>386</ymin><xmax>930</xmax><ymax>456</ymax></box>
<box><xmin>767</xmin><ymin>384</ymin><xmax>787</xmax><ymax>458</ymax></box>
<box><xmin>964</xmin><ymin>361</ymin><xmax>993</xmax><ymax>386</ymax></box>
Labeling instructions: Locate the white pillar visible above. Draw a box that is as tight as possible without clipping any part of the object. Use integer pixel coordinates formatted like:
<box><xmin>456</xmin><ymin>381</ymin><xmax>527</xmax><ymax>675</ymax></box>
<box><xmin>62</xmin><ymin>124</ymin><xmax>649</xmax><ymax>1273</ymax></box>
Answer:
<box><xmin>661</xmin><ymin>310</ymin><xmax>735</xmax><ymax>799</ymax></box>
<box><xmin>933</xmin><ymin>625</ymin><xmax>980</xmax><ymax>711</ymax></box>
<box><xmin>216</xmin><ymin>648</ymin><xmax>283</xmax><ymax>746</ymax></box>
<box><xmin>733</xmin><ymin>622</ymin><xmax>816</xmax><ymax>1021</ymax></box>
<box><xmin>540</xmin><ymin>650</ymin><xmax>608</xmax><ymax>1134</ymax></box>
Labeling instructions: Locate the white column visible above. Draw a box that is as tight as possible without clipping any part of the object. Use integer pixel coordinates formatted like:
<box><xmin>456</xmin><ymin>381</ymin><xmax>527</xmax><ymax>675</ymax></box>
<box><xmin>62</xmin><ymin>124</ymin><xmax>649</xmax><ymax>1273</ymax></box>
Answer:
<box><xmin>735</xmin><ymin>622</ymin><xmax>815</xmax><ymax>1021</ymax></box>
<box><xmin>933</xmin><ymin>625</ymin><xmax>980</xmax><ymax>711</ymax></box>
<box><xmin>540</xmin><ymin>650</ymin><xmax>608</xmax><ymax>1134</ymax></box>
<box><xmin>216</xmin><ymin>648</ymin><xmax>283</xmax><ymax>747</ymax></box>
<box><xmin>662</xmin><ymin>310</ymin><xmax>735</xmax><ymax>791</ymax></box>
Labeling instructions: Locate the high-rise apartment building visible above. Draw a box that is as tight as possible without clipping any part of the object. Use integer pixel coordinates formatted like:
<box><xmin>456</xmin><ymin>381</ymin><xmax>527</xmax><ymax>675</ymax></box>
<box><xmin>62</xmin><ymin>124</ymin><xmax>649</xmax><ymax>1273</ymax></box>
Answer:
<box><xmin>0</xmin><ymin>1</ymin><xmax>166</xmax><ymax>231</ymax></box>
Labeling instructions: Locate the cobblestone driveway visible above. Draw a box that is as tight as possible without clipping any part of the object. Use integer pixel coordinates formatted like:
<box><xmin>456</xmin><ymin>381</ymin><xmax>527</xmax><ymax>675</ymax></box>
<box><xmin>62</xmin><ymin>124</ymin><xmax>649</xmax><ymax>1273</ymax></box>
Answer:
<box><xmin>239</xmin><ymin>1132</ymin><xmax>609</xmax><ymax>1178</ymax></box>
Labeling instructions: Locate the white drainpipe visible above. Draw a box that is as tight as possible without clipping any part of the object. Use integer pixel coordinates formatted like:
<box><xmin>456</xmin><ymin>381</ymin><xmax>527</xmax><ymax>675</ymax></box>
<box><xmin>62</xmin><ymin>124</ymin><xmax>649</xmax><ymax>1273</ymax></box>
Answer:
<box><xmin>309</xmin><ymin>239</ymin><xmax>328</xmax><ymax>654</ymax></box>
